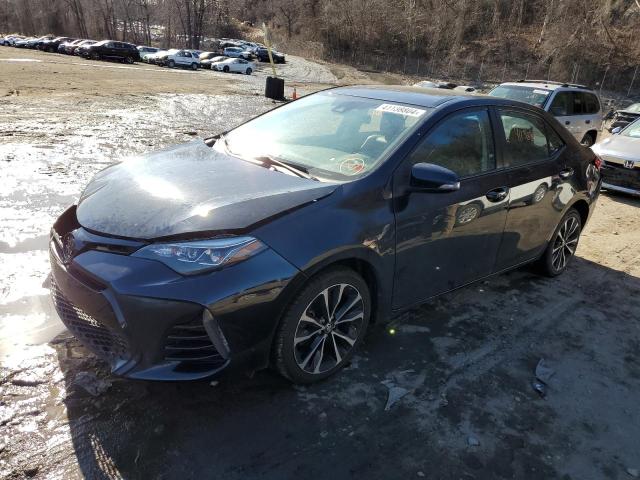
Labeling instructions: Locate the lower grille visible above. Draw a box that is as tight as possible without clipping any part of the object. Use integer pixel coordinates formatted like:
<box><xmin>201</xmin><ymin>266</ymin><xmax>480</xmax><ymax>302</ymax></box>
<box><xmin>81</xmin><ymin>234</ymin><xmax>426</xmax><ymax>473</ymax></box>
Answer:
<box><xmin>602</xmin><ymin>165</ymin><xmax>640</xmax><ymax>191</ymax></box>
<box><xmin>164</xmin><ymin>318</ymin><xmax>225</xmax><ymax>372</ymax></box>
<box><xmin>51</xmin><ymin>281</ymin><xmax>129</xmax><ymax>364</ymax></box>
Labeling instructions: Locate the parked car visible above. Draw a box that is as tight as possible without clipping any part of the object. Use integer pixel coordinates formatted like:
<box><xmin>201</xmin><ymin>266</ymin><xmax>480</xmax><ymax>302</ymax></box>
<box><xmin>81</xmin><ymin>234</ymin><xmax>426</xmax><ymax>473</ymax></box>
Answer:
<box><xmin>14</xmin><ymin>37</ymin><xmax>38</xmax><ymax>48</ymax></box>
<box><xmin>201</xmin><ymin>55</ymin><xmax>227</xmax><ymax>69</ymax></box>
<box><xmin>211</xmin><ymin>57</ymin><xmax>254</xmax><ymax>74</ymax></box>
<box><xmin>592</xmin><ymin>117</ymin><xmax>640</xmax><ymax>196</ymax></box>
<box><xmin>41</xmin><ymin>36</ymin><xmax>74</xmax><ymax>52</ymax></box>
<box><xmin>71</xmin><ymin>40</ymin><xmax>96</xmax><ymax>56</ymax></box>
<box><xmin>223</xmin><ymin>46</ymin><xmax>252</xmax><ymax>59</ymax></box>
<box><xmin>489</xmin><ymin>80</ymin><xmax>603</xmax><ymax>147</ymax></box>
<box><xmin>255</xmin><ymin>47</ymin><xmax>285</xmax><ymax>63</ymax></box>
<box><xmin>31</xmin><ymin>35</ymin><xmax>55</xmax><ymax>49</ymax></box>
<box><xmin>58</xmin><ymin>38</ymin><xmax>81</xmax><ymax>53</ymax></box>
<box><xmin>82</xmin><ymin>40</ymin><xmax>140</xmax><ymax>63</ymax></box>
<box><xmin>413</xmin><ymin>80</ymin><xmax>457</xmax><ymax>89</ymax></box>
<box><xmin>137</xmin><ymin>46</ymin><xmax>159</xmax><ymax>62</ymax></box>
<box><xmin>1</xmin><ymin>35</ymin><xmax>24</xmax><ymax>46</ymax></box>
<box><xmin>49</xmin><ymin>86</ymin><xmax>601</xmax><ymax>384</ymax></box>
<box><xmin>608</xmin><ymin>103</ymin><xmax>640</xmax><ymax>132</ymax></box>
<box><xmin>143</xmin><ymin>49</ymin><xmax>168</xmax><ymax>64</ymax></box>
<box><xmin>157</xmin><ymin>49</ymin><xmax>200</xmax><ymax>69</ymax></box>
<box><xmin>152</xmin><ymin>49</ymin><xmax>178</xmax><ymax>65</ymax></box>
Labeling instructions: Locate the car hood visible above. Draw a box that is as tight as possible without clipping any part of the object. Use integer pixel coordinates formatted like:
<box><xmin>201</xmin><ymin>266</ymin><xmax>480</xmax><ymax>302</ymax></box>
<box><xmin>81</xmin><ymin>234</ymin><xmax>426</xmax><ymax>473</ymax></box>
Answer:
<box><xmin>595</xmin><ymin>135</ymin><xmax>640</xmax><ymax>160</ymax></box>
<box><xmin>76</xmin><ymin>141</ymin><xmax>338</xmax><ymax>240</ymax></box>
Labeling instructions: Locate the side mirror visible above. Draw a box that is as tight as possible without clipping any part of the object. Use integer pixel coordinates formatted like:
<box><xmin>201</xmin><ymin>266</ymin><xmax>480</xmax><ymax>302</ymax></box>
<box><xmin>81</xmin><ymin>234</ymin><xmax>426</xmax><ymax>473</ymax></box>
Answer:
<box><xmin>611</xmin><ymin>126</ymin><xmax>622</xmax><ymax>134</ymax></box>
<box><xmin>410</xmin><ymin>163</ymin><xmax>460</xmax><ymax>192</ymax></box>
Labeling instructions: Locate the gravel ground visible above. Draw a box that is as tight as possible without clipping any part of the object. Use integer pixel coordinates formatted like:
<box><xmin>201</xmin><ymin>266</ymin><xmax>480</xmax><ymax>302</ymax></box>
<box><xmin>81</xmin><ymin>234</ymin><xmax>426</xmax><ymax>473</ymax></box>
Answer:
<box><xmin>1</xmin><ymin>47</ymin><xmax>640</xmax><ymax>480</ymax></box>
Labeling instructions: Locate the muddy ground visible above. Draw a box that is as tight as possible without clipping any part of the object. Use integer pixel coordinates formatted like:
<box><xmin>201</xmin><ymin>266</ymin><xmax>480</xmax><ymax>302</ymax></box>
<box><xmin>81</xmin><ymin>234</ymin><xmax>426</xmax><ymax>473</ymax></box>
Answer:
<box><xmin>1</xmin><ymin>47</ymin><xmax>640</xmax><ymax>480</ymax></box>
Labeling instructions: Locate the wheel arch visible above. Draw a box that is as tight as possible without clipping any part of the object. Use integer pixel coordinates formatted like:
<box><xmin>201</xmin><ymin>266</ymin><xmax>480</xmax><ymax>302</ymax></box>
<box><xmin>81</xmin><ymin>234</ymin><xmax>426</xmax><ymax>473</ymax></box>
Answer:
<box><xmin>570</xmin><ymin>198</ymin><xmax>590</xmax><ymax>227</ymax></box>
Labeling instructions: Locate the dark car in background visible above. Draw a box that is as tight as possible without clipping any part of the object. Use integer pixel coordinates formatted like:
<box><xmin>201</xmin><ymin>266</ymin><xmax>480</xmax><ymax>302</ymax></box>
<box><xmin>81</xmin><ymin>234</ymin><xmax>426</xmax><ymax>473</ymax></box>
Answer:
<box><xmin>70</xmin><ymin>39</ymin><xmax>95</xmax><ymax>55</ymax></box>
<box><xmin>609</xmin><ymin>103</ymin><xmax>640</xmax><ymax>132</ymax></box>
<box><xmin>255</xmin><ymin>47</ymin><xmax>285</xmax><ymax>63</ymax></box>
<box><xmin>50</xmin><ymin>86</ymin><xmax>601</xmax><ymax>384</ymax></box>
<box><xmin>40</xmin><ymin>36</ymin><xmax>74</xmax><ymax>52</ymax></box>
<box><xmin>82</xmin><ymin>40</ymin><xmax>139</xmax><ymax>63</ymax></box>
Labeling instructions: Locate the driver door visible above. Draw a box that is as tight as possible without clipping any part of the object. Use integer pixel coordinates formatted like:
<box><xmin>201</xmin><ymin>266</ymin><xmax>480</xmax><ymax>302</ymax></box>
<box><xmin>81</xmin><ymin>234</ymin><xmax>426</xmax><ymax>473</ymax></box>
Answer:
<box><xmin>392</xmin><ymin>108</ymin><xmax>510</xmax><ymax>308</ymax></box>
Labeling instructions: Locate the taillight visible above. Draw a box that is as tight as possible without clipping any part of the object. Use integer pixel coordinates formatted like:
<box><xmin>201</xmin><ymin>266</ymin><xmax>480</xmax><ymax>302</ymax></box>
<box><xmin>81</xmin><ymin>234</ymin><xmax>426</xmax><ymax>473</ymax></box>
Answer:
<box><xmin>593</xmin><ymin>155</ymin><xmax>602</xmax><ymax>170</ymax></box>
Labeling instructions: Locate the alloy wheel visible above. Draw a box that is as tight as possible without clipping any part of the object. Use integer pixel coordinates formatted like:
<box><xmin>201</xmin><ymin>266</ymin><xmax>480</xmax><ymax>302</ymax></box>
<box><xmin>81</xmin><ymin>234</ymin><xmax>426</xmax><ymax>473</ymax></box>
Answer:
<box><xmin>293</xmin><ymin>283</ymin><xmax>364</xmax><ymax>375</ymax></box>
<box><xmin>551</xmin><ymin>215</ymin><xmax>580</xmax><ymax>271</ymax></box>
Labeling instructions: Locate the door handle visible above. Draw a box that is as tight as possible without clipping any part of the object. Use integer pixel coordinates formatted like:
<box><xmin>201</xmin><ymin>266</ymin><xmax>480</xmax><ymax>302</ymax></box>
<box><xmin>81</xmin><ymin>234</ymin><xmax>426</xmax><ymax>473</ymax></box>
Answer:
<box><xmin>565</xmin><ymin>121</ymin><xmax>571</xmax><ymax>125</ymax></box>
<box><xmin>486</xmin><ymin>187</ymin><xmax>509</xmax><ymax>202</ymax></box>
<box><xmin>559</xmin><ymin>168</ymin><xmax>574</xmax><ymax>179</ymax></box>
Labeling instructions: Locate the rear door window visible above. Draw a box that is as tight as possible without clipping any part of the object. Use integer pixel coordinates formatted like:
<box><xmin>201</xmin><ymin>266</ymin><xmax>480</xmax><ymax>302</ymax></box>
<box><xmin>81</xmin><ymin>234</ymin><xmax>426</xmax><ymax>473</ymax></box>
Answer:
<box><xmin>498</xmin><ymin>110</ymin><xmax>552</xmax><ymax>166</ymax></box>
<box><xmin>584</xmin><ymin>93</ymin><xmax>600</xmax><ymax>114</ymax></box>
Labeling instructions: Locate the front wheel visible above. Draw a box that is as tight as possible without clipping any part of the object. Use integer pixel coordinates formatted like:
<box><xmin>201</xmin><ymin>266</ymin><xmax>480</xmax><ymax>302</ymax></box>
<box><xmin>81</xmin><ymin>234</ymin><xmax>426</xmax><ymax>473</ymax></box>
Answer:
<box><xmin>245</xmin><ymin>68</ymin><xmax>252</xmax><ymax>75</ymax></box>
<box><xmin>273</xmin><ymin>268</ymin><xmax>371</xmax><ymax>384</ymax></box>
<box><xmin>125</xmin><ymin>57</ymin><xmax>133</xmax><ymax>64</ymax></box>
<box><xmin>538</xmin><ymin>208</ymin><xmax>582</xmax><ymax>276</ymax></box>
<box><xmin>223</xmin><ymin>65</ymin><xmax>229</xmax><ymax>72</ymax></box>
<box><xmin>90</xmin><ymin>52</ymin><xmax>100</xmax><ymax>61</ymax></box>
<box><xmin>167</xmin><ymin>59</ymin><xmax>175</xmax><ymax>68</ymax></box>
<box><xmin>191</xmin><ymin>62</ymin><xmax>198</xmax><ymax>70</ymax></box>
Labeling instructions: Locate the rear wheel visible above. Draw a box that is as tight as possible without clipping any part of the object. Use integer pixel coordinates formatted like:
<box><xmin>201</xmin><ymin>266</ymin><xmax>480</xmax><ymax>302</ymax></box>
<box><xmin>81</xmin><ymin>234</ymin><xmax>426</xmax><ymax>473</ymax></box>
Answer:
<box><xmin>246</xmin><ymin>68</ymin><xmax>252</xmax><ymax>75</ymax></box>
<box><xmin>580</xmin><ymin>132</ymin><xmax>596</xmax><ymax>147</ymax></box>
<box><xmin>191</xmin><ymin>62</ymin><xmax>198</xmax><ymax>70</ymax></box>
<box><xmin>538</xmin><ymin>208</ymin><xmax>582</xmax><ymax>276</ymax></box>
<box><xmin>125</xmin><ymin>57</ymin><xmax>133</xmax><ymax>64</ymax></box>
<box><xmin>90</xmin><ymin>51</ymin><xmax>100</xmax><ymax>61</ymax></box>
<box><xmin>223</xmin><ymin>65</ymin><xmax>229</xmax><ymax>72</ymax></box>
<box><xmin>273</xmin><ymin>268</ymin><xmax>371</xmax><ymax>384</ymax></box>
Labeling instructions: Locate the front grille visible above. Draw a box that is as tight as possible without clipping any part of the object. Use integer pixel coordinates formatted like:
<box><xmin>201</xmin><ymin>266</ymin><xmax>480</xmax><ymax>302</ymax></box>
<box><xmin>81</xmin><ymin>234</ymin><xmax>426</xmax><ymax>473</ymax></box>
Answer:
<box><xmin>164</xmin><ymin>319</ymin><xmax>225</xmax><ymax>372</ymax></box>
<box><xmin>602</xmin><ymin>165</ymin><xmax>640</xmax><ymax>191</ymax></box>
<box><xmin>51</xmin><ymin>281</ymin><xmax>129</xmax><ymax>364</ymax></box>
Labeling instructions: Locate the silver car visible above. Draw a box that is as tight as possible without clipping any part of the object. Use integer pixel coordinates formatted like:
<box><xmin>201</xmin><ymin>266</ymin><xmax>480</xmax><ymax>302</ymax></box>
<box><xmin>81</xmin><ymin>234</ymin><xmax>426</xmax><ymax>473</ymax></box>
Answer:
<box><xmin>592</xmin><ymin>118</ymin><xmax>640</xmax><ymax>196</ymax></box>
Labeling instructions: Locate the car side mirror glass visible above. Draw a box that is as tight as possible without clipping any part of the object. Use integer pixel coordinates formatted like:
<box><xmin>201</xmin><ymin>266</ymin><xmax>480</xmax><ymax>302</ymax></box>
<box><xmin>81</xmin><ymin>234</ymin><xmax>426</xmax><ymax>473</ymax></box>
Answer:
<box><xmin>611</xmin><ymin>126</ymin><xmax>622</xmax><ymax>134</ymax></box>
<box><xmin>410</xmin><ymin>163</ymin><xmax>460</xmax><ymax>192</ymax></box>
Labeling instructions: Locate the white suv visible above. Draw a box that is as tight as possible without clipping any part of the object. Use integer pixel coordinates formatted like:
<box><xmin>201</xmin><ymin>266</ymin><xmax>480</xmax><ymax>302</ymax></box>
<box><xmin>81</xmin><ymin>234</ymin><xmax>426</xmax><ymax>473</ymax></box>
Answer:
<box><xmin>159</xmin><ymin>49</ymin><xmax>200</xmax><ymax>70</ymax></box>
<box><xmin>489</xmin><ymin>80</ymin><xmax>603</xmax><ymax>146</ymax></box>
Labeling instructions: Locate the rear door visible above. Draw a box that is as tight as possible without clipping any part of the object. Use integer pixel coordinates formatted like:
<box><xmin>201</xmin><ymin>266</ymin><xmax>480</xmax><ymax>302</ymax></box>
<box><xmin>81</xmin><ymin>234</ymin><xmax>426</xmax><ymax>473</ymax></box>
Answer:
<box><xmin>493</xmin><ymin>108</ymin><xmax>571</xmax><ymax>269</ymax></box>
<box><xmin>392</xmin><ymin>107</ymin><xmax>510</xmax><ymax>308</ymax></box>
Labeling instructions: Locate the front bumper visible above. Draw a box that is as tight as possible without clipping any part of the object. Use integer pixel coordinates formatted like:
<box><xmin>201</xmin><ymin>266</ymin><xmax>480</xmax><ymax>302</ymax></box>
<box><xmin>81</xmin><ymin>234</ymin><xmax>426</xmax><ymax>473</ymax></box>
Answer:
<box><xmin>49</xmin><ymin>212</ymin><xmax>301</xmax><ymax>380</ymax></box>
<box><xmin>601</xmin><ymin>162</ymin><xmax>640</xmax><ymax>196</ymax></box>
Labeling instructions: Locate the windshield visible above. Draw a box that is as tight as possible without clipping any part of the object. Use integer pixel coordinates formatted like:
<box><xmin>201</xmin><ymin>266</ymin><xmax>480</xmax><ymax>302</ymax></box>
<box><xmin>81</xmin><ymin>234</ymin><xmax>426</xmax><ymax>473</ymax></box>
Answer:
<box><xmin>489</xmin><ymin>85</ymin><xmax>551</xmax><ymax>108</ymax></box>
<box><xmin>621</xmin><ymin>118</ymin><xmax>640</xmax><ymax>138</ymax></box>
<box><xmin>221</xmin><ymin>91</ymin><xmax>430</xmax><ymax>181</ymax></box>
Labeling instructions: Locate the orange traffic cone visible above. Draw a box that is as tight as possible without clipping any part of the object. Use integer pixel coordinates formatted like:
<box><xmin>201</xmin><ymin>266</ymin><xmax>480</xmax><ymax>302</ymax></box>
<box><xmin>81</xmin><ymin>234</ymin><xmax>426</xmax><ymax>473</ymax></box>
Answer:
<box><xmin>292</xmin><ymin>87</ymin><xmax>298</xmax><ymax>100</ymax></box>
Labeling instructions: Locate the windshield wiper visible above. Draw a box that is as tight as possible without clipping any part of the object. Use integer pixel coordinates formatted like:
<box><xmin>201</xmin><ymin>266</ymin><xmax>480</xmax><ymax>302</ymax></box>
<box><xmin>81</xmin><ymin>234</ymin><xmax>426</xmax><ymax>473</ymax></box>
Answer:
<box><xmin>254</xmin><ymin>155</ymin><xmax>318</xmax><ymax>181</ymax></box>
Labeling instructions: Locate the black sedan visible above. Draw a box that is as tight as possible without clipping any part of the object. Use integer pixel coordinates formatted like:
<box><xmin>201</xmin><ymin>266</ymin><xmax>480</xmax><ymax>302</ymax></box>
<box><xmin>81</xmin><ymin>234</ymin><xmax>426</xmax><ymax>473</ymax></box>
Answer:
<box><xmin>82</xmin><ymin>40</ymin><xmax>139</xmax><ymax>63</ymax></box>
<box><xmin>49</xmin><ymin>87</ymin><xmax>601</xmax><ymax>383</ymax></box>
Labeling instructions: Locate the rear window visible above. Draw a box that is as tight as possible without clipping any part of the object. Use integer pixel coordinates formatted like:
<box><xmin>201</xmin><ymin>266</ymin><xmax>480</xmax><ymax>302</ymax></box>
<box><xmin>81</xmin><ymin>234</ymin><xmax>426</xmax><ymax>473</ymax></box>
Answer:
<box><xmin>489</xmin><ymin>85</ymin><xmax>551</xmax><ymax>108</ymax></box>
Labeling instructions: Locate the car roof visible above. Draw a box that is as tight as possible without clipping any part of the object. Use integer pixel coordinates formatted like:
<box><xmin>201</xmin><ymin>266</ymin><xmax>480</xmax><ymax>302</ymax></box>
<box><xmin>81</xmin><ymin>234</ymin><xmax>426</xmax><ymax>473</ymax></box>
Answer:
<box><xmin>499</xmin><ymin>81</ymin><xmax>595</xmax><ymax>93</ymax></box>
<box><xmin>331</xmin><ymin>85</ymin><xmax>481</xmax><ymax>108</ymax></box>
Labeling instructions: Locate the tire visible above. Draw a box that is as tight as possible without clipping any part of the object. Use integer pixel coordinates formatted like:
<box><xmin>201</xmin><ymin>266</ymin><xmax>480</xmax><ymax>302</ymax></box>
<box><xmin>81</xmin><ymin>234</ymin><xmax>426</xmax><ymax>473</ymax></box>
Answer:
<box><xmin>246</xmin><ymin>68</ymin><xmax>252</xmax><ymax>75</ymax></box>
<box><xmin>90</xmin><ymin>52</ymin><xmax>100</xmax><ymax>61</ymax></box>
<box><xmin>167</xmin><ymin>59</ymin><xmax>175</xmax><ymax>68</ymax></box>
<box><xmin>580</xmin><ymin>132</ymin><xmax>596</xmax><ymax>147</ymax></box>
<box><xmin>191</xmin><ymin>62</ymin><xmax>198</xmax><ymax>70</ymax></box>
<box><xmin>125</xmin><ymin>57</ymin><xmax>133</xmax><ymax>64</ymax></box>
<box><xmin>538</xmin><ymin>208</ymin><xmax>582</xmax><ymax>277</ymax></box>
<box><xmin>273</xmin><ymin>267</ymin><xmax>371</xmax><ymax>384</ymax></box>
<box><xmin>223</xmin><ymin>65</ymin><xmax>229</xmax><ymax>72</ymax></box>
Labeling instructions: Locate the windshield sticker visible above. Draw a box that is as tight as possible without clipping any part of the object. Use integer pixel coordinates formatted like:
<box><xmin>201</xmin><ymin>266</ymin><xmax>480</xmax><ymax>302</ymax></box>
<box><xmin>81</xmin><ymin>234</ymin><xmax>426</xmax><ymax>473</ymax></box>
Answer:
<box><xmin>533</xmin><ymin>89</ymin><xmax>550</xmax><ymax>95</ymax></box>
<box><xmin>375</xmin><ymin>103</ymin><xmax>426</xmax><ymax>117</ymax></box>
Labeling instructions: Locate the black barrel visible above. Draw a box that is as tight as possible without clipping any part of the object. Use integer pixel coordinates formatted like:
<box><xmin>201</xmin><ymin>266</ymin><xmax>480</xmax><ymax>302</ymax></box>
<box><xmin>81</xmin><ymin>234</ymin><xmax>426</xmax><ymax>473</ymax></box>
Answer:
<box><xmin>265</xmin><ymin>76</ymin><xmax>285</xmax><ymax>100</ymax></box>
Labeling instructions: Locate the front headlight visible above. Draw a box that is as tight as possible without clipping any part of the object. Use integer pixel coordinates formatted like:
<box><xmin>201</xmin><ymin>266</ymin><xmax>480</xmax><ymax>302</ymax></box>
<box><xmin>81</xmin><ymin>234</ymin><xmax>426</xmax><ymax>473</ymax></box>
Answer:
<box><xmin>132</xmin><ymin>236</ymin><xmax>266</xmax><ymax>275</ymax></box>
